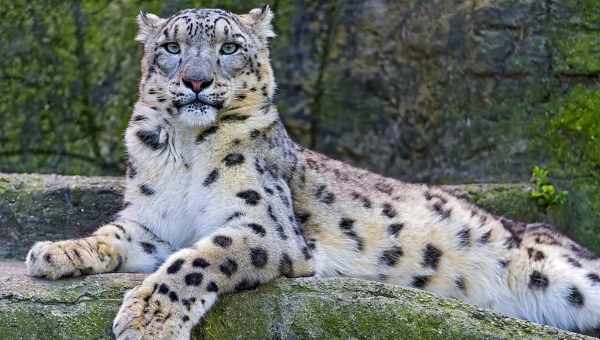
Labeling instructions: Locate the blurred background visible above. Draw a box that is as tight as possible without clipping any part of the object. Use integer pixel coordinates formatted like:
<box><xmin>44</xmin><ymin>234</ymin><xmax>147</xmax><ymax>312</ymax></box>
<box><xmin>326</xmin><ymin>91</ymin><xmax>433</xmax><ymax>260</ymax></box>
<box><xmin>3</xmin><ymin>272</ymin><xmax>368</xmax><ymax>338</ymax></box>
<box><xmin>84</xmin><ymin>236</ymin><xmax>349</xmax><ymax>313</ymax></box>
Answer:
<box><xmin>1</xmin><ymin>0</ymin><xmax>599</xmax><ymax>250</ymax></box>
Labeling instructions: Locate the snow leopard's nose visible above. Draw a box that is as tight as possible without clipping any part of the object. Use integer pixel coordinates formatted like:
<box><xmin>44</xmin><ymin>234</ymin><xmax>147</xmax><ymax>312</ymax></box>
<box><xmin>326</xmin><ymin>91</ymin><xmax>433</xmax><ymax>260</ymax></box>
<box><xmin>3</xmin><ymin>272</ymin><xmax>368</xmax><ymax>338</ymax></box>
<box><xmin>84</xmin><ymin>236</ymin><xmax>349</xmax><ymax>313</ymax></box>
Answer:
<box><xmin>182</xmin><ymin>57</ymin><xmax>214</xmax><ymax>93</ymax></box>
<box><xmin>182</xmin><ymin>77</ymin><xmax>213</xmax><ymax>93</ymax></box>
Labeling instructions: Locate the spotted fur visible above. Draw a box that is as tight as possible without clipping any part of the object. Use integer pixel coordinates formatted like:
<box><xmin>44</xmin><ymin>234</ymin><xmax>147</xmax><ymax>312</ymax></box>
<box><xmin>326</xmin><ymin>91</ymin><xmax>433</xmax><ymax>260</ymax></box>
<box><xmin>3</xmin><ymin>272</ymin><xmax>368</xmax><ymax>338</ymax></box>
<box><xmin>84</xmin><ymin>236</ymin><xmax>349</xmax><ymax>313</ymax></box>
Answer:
<box><xmin>24</xmin><ymin>6</ymin><xmax>600</xmax><ymax>339</ymax></box>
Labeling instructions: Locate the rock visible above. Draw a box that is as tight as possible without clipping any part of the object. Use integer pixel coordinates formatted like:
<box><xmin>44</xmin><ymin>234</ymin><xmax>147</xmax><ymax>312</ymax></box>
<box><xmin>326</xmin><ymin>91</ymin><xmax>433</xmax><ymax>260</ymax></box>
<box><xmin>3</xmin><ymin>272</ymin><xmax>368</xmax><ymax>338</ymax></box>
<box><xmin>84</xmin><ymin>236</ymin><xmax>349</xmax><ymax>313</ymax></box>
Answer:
<box><xmin>0</xmin><ymin>261</ymin><xmax>138</xmax><ymax>340</ymax></box>
<box><xmin>273</xmin><ymin>0</ymin><xmax>600</xmax><ymax>186</ymax></box>
<box><xmin>0</xmin><ymin>261</ymin><xmax>592</xmax><ymax>340</ymax></box>
<box><xmin>0</xmin><ymin>173</ymin><xmax>565</xmax><ymax>261</ymax></box>
<box><xmin>0</xmin><ymin>173</ymin><xmax>123</xmax><ymax>260</ymax></box>
<box><xmin>276</xmin><ymin>0</ymin><xmax>544</xmax><ymax>182</ymax></box>
<box><xmin>1</xmin><ymin>173</ymin><xmax>596</xmax><ymax>337</ymax></box>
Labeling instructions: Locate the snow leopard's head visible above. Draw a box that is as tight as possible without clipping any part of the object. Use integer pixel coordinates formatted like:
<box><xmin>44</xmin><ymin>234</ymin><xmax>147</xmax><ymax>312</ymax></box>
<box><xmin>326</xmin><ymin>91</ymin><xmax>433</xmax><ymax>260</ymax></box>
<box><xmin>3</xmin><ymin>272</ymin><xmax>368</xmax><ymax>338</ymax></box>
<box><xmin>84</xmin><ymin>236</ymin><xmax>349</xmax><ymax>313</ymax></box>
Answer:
<box><xmin>136</xmin><ymin>7</ymin><xmax>275</xmax><ymax>128</ymax></box>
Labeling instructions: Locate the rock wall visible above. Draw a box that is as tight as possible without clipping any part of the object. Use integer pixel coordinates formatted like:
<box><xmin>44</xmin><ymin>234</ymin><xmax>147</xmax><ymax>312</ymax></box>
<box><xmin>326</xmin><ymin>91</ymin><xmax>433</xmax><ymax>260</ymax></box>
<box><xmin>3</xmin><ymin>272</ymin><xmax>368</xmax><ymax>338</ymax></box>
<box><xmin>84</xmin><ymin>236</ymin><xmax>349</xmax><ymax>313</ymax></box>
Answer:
<box><xmin>271</xmin><ymin>0</ymin><xmax>600</xmax><ymax>255</ymax></box>
<box><xmin>4</xmin><ymin>0</ymin><xmax>600</xmax><ymax>185</ymax></box>
<box><xmin>274</xmin><ymin>0</ymin><xmax>600</xmax><ymax>183</ymax></box>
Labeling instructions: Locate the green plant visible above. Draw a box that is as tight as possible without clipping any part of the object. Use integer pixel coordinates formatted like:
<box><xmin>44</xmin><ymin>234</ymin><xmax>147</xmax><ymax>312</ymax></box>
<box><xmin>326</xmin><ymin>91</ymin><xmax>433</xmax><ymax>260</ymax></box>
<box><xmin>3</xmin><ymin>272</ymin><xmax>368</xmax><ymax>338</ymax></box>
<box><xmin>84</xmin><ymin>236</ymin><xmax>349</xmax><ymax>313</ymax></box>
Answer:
<box><xmin>530</xmin><ymin>166</ymin><xmax>568</xmax><ymax>208</ymax></box>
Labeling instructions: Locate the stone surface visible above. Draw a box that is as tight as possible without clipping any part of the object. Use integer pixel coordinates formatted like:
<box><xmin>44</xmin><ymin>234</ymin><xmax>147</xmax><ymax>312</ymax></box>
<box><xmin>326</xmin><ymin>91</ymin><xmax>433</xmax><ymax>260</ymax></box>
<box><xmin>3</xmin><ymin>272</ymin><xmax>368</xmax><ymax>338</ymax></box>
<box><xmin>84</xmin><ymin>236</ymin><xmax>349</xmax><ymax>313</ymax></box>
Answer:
<box><xmin>0</xmin><ymin>173</ymin><xmax>571</xmax><ymax>261</ymax></box>
<box><xmin>0</xmin><ymin>173</ymin><xmax>124</xmax><ymax>260</ymax></box>
<box><xmin>0</xmin><ymin>261</ymin><xmax>592</xmax><ymax>340</ymax></box>
<box><xmin>275</xmin><ymin>0</ymin><xmax>600</xmax><ymax>184</ymax></box>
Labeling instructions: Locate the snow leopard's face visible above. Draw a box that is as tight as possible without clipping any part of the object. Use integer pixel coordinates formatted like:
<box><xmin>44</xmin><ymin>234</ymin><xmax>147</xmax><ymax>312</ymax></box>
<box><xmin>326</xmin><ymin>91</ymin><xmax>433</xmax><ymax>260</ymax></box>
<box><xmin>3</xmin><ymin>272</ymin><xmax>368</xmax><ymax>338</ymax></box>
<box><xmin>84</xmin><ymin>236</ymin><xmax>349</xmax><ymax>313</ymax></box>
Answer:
<box><xmin>136</xmin><ymin>7</ymin><xmax>275</xmax><ymax>128</ymax></box>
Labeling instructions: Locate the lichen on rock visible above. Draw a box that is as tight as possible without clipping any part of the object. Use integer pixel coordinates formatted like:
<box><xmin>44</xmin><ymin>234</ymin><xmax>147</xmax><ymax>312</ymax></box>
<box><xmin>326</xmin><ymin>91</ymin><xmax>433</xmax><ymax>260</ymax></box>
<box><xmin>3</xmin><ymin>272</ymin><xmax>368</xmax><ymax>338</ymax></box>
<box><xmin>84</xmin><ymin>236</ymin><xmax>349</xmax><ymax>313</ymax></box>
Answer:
<box><xmin>0</xmin><ymin>261</ymin><xmax>592</xmax><ymax>340</ymax></box>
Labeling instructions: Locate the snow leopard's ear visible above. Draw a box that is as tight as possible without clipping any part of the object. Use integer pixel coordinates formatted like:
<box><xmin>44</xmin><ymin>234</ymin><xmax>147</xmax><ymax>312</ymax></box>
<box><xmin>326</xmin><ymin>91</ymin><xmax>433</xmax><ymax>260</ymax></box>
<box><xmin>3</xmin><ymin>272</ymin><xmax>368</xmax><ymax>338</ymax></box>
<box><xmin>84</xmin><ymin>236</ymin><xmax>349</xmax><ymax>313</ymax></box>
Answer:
<box><xmin>136</xmin><ymin>11</ymin><xmax>166</xmax><ymax>43</ymax></box>
<box><xmin>239</xmin><ymin>5</ymin><xmax>276</xmax><ymax>42</ymax></box>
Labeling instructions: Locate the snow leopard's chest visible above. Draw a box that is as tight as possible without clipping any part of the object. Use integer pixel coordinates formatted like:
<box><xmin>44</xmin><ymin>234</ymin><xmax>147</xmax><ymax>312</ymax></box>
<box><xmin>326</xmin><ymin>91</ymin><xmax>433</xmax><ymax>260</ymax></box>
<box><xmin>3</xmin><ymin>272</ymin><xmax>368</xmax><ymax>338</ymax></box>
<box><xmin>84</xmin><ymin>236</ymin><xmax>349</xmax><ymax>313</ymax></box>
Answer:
<box><xmin>121</xmin><ymin>148</ymin><xmax>248</xmax><ymax>249</ymax></box>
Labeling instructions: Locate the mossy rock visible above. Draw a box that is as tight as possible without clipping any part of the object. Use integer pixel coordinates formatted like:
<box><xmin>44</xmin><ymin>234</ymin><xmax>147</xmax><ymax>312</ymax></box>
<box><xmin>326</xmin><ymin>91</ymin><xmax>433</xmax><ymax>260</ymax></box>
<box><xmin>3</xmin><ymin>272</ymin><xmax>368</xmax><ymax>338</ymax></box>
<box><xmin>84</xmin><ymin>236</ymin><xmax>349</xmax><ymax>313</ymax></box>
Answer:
<box><xmin>0</xmin><ymin>173</ymin><xmax>584</xmax><ymax>260</ymax></box>
<box><xmin>0</xmin><ymin>173</ymin><xmax>123</xmax><ymax>260</ymax></box>
<box><xmin>0</xmin><ymin>261</ymin><xmax>592</xmax><ymax>340</ymax></box>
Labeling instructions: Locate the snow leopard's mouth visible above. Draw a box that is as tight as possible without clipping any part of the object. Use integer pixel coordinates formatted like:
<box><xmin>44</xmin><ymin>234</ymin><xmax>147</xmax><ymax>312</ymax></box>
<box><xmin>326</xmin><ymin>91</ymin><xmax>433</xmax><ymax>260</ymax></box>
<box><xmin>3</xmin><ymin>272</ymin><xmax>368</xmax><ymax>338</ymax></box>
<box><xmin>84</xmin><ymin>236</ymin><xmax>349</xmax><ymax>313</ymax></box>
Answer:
<box><xmin>176</xmin><ymin>97</ymin><xmax>221</xmax><ymax>128</ymax></box>
<box><xmin>175</xmin><ymin>97</ymin><xmax>223</xmax><ymax>112</ymax></box>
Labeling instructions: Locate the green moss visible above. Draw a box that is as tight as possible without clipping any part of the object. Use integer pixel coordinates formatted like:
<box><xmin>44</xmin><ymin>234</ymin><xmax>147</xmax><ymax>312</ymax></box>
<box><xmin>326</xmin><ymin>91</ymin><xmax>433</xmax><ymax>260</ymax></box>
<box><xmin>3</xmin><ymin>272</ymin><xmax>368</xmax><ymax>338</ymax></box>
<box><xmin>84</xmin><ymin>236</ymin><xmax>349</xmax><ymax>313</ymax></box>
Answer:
<box><xmin>549</xmin><ymin>86</ymin><xmax>600</xmax><ymax>160</ymax></box>
<box><xmin>556</xmin><ymin>33</ymin><xmax>600</xmax><ymax>74</ymax></box>
<box><xmin>198</xmin><ymin>286</ymin><xmax>280</xmax><ymax>339</ymax></box>
<box><xmin>578</xmin><ymin>0</ymin><xmax>600</xmax><ymax>28</ymax></box>
<box><xmin>531</xmin><ymin>84</ymin><xmax>600</xmax><ymax>253</ymax></box>
<box><xmin>552</xmin><ymin>0</ymin><xmax>600</xmax><ymax>74</ymax></box>
<box><xmin>0</xmin><ymin>301</ymin><xmax>118</xmax><ymax>340</ymax></box>
<box><xmin>285</xmin><ymin>299</ymin><xmax>472</xmax><ymax>340</ymax></box>
<box><xmin>447</xmin><ymin>184</ymin><xmax>559</xmax><ymax>223</ymax></box>
<box><xmin>193</xmin><ymin>278</ymin><xmax>582</xmax><ymax>339</ymax></box>
<box><xmin>547</xmin><ymin>84</ymin><xmax>600</xmax><ymax>161</ymax></box>
<box><xmin>461</xmin><ymin>185</ymin><xmax>546</xmax><ymax>221</ymax></box>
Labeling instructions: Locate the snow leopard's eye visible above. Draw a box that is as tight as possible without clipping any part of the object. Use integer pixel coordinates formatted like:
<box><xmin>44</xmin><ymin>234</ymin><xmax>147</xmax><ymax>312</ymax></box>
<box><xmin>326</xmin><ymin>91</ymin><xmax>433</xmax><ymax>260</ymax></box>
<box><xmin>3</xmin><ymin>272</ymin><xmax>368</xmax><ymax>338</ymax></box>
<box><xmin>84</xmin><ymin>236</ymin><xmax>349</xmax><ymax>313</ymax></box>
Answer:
<box><xmin>164</xmin><ymin>42</ymin><xmax>181</xmax><ymax>54</ymax></box>
<box><xmin>220</xmin><ymin>43</ymin><xmax>239</xmax><ymax>55</ymax></box>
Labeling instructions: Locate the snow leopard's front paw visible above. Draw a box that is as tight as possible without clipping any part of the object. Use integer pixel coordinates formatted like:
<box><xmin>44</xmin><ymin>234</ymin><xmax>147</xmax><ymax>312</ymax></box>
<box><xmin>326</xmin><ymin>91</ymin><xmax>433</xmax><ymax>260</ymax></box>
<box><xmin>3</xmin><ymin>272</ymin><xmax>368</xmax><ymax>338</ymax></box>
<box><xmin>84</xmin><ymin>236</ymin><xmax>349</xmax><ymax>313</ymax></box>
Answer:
<box><xmin>26</xmin><ymin>238</ymin><xmax>121</xmax><ymax>280</ymax></box>
<box><xmin>113</xmin><ymin>284</ymin><xmax>192</xmax><ymax>340</ymax></box>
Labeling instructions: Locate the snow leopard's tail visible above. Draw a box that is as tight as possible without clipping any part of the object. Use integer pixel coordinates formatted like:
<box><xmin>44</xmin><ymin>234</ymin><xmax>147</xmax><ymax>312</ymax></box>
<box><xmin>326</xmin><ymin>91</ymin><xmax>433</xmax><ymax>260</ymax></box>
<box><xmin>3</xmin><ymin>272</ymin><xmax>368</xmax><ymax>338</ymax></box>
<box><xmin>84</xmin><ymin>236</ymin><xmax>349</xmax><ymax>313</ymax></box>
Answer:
<box><xmin>502</xmin><ymin>223</ymin><xmax>600</xmax><ymax>333</ymax></box>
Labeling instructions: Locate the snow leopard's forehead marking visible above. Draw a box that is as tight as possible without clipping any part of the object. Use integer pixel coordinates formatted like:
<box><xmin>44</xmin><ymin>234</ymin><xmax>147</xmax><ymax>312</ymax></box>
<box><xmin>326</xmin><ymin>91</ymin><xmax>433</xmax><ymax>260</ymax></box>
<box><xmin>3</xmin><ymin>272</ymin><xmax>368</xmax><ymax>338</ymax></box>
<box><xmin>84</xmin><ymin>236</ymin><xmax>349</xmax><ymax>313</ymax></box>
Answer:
<box><xmin>160</xmin><ymin>9</ymin><xmax>254</xmax><ymax>46</ymax></box>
